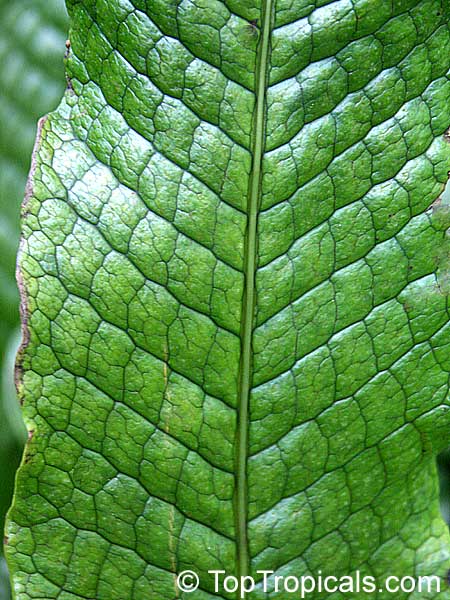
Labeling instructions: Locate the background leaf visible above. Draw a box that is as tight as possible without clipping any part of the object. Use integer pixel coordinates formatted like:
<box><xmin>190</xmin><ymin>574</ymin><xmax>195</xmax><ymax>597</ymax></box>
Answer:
<box><xmin>0</xmin><ymin>0</ymin><xmax>67</xmax><ymax>597</ymax></box>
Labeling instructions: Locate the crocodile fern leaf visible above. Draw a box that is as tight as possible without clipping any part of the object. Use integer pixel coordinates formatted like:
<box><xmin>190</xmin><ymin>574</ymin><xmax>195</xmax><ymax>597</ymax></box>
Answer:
<box><xmin>6</xmin><ymin>1</ymin><xmax>450</xmax><ymax>599</ymax></box>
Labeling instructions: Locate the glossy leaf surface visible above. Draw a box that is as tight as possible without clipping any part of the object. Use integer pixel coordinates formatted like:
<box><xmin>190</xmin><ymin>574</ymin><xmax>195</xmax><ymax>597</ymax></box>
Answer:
<box><xmin>6</xmin><ymin>1</ymin><xmax>450</xmax><ymax>598</ymax></box>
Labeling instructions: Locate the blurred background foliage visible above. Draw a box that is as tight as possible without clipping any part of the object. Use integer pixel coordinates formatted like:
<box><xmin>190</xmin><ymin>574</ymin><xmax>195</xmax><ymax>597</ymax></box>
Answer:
<box><xmin>0</xmin><ymin>2</ymin><xmax>449</xmax><ymax>599</ymax></box>
<box><xmin>0</xmin><ymin>0</ymin><xmax>67</xmax><ymax>596</ymax></box>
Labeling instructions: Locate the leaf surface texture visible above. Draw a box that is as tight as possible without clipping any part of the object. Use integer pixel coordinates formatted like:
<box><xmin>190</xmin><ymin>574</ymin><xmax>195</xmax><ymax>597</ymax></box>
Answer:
<box><xmin>7</xmin><ymin>1</ymin><xmax>450</xmax><ymax>598</ymax></box>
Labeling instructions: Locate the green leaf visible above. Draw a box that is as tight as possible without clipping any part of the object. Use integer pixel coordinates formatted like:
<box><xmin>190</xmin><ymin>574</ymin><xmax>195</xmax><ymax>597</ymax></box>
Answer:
<box><xmin>6</xmin><ymin>1</ymin><xmax>450</xmax><ymax>598</ymax></box>
<box><xmin>0</xmin><ymin>0</ymin><xmax>67</xmax><ymax>595</ymax></box>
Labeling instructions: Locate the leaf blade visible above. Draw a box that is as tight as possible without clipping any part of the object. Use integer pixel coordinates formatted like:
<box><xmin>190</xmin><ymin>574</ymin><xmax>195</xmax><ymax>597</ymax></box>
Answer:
<box><xmin>7</xmin><ymin>1</ymin><xmax>450</xmax><ymax>598</ymax></box>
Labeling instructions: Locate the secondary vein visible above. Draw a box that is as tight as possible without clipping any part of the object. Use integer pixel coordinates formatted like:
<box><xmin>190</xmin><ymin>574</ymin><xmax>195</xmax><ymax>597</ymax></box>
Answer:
<box><xmin>235</xmin><ymin>0</ymin><xmax>274</xmax><ymax>586</ymax></box>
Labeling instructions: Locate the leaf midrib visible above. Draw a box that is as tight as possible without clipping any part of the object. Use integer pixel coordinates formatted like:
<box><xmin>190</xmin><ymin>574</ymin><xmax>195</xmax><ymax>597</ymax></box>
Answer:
<box><xmin>235</xmin><ymin>0</ymin><xmax>274</xmax><ymax>585</ymax></box>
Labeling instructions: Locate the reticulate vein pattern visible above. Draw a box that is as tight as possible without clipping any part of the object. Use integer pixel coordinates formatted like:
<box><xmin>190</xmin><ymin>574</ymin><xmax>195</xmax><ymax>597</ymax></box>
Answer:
<box><xmin>7</xmin><ymin>1</ymin><xmax>450</xmax><ymax>599</ymax></box>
